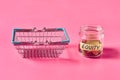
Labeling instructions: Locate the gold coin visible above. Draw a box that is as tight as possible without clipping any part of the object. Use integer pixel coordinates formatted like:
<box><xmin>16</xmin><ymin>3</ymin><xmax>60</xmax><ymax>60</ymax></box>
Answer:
<box><xmin>86</xmin><ymin>40</ymin><xmax>101</xmax><ymax>45</ymax></box>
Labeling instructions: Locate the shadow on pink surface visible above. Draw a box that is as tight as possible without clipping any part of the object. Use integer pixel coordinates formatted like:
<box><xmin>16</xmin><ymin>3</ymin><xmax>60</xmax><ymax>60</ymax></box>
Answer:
<box><xmin>16</xmin><ymin>45</ymin><xmax>120</xmax><ymax>64</ymax></box>
<box><xmin>101</xmin><ymin>47</ymin><xmax>120</xmax><ymax>59</ymax></box>
<box><xmin>25</xmin><ymin>44</ymin><xmax>81</xmax><ymax>63</ymax></box>
<box><xmin>28</xmin><ymin>58</ymin><xmax>80</xmax><ymax>64</ymax></box>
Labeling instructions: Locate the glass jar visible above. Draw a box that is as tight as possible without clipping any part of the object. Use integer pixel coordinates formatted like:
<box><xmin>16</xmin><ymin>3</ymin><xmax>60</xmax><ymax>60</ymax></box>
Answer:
<box><xmin>79</xmin><ymin>25</ymin><xmax>104</xmax><ymax>58</ymax></box>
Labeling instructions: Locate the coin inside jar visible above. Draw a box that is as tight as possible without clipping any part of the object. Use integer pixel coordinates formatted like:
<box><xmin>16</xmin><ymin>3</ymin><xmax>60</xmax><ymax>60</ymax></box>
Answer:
<box><xmin>80</xmin><ymin>40</ymin><xmax>102</xmax><ymax>57</ymax></box>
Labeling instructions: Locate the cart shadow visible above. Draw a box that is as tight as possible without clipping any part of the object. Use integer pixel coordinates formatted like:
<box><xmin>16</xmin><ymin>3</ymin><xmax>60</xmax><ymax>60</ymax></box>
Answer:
<box><xmin>29</xmin><ymin>58</ymin><xmax>80</xmax><ymax>64</ymax></box>
<box><xmin>26</xmin><ymin>44</ymin><xmax>81</xmax><ymax>63</ymax></box>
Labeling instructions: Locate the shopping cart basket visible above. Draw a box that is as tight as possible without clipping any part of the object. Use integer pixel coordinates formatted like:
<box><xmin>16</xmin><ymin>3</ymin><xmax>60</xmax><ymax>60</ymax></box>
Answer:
<box><xmin>12</xmin><ymin>27</ymin><xmax>70</xmax><ymax>58</ymax></box>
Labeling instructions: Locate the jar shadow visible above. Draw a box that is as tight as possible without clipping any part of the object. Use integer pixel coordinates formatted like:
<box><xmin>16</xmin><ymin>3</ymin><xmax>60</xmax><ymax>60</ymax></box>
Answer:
<box><xmin>101</xmin><ymin>47</ymin><xmax>120</xmax><ymax>59</ymax></box>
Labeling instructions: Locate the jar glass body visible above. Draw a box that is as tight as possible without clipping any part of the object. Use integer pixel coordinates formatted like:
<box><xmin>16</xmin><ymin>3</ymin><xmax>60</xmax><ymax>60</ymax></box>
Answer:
<box><xmin>79</xmin><ymin>25</ymin><xmax>104</xmax><ymax>58</ymax></box>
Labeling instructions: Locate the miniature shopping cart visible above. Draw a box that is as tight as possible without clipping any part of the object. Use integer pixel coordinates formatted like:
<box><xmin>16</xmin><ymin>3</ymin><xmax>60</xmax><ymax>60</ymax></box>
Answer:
<box><xmin>12</xmin><ymin>27</ymin><xmax>70</xmax><ymax>58</ymax></box>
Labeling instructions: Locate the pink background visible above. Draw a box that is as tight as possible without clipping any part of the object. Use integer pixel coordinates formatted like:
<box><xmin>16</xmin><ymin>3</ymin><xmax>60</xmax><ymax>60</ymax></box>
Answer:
<box><xmin>0</xmin><ymin>0</ymin><xmax>120</xmax><ymax>80</ymax></box>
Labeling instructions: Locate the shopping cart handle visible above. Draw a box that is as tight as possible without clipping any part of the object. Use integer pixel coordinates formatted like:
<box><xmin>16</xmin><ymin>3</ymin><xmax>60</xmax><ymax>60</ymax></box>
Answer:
<box><xmin>12</xmin><ymin>28</ymin><xmax>21</xmax><ymax>44</ymax></box>
<box><xmin>57</xmin><ymin>28</ymin><xmax>70</xmax><ymax>43</ymax></box>
<box><xmin>12</xmin><ymin>27</ymin><xmax>70</xmax><ymax>45</ymax></box>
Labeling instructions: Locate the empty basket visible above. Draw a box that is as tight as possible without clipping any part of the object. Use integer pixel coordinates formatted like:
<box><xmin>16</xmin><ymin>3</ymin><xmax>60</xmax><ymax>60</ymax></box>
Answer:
<box><xmin>12</xmin><ymin>27</ymin><xmax>70</xmax><ymax>58</ymax></box>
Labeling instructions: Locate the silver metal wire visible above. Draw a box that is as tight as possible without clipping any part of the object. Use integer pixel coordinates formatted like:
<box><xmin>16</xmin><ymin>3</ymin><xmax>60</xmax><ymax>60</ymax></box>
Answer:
<box><xmin>14</xmin><ymin>28</ymin><xmax>66</xmax><ymax>58</ymax></box>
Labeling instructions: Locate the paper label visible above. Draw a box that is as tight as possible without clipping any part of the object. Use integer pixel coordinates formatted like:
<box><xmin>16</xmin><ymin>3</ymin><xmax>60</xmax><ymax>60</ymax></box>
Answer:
<box><xmin>80</xmin><ymin>42</ymin><xmax>102</xmax><ymax>51</ymax></box>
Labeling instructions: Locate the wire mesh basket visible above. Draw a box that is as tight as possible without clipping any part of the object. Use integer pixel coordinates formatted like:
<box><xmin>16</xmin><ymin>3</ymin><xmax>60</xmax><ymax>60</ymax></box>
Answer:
<box><xmin>12</xmin><ymin>27</ymin><xmax>70</xmax><ymax>58</ymax></box>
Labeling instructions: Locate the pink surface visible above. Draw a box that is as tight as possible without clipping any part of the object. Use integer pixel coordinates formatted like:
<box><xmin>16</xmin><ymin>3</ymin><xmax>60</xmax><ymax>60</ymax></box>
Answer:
<box><xmin>0</xmin><ymin>0</ymin><xmax>120</xmax><ymax>80</ymax></box>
